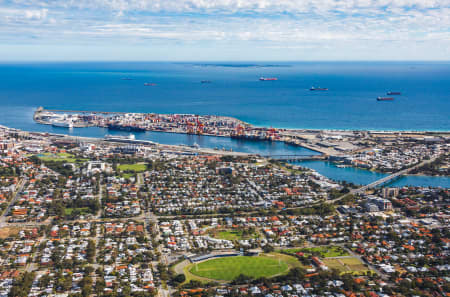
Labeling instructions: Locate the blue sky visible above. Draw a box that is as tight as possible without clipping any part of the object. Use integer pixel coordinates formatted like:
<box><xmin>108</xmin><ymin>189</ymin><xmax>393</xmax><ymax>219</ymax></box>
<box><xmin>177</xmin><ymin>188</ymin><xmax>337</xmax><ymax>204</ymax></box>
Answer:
<box><xmin>0</xmin><ymin>0</ymin><xmax>449</xmax><ymax>61</ymax></box>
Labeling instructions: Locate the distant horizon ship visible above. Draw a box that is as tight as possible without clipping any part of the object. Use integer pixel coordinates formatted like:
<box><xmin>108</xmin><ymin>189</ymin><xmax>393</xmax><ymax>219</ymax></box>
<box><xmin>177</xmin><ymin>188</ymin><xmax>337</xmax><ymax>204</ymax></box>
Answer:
<box><xmin>259</xmin><ymin>77</ymin><xmax>278</xmax><ymax>81</ymax></box>
<box><xmin>121</xmin><ymin>77</ymin><xmax>133</xmax><ymax>80</ymax></box>
<box><xmin>201</xmin><ymin>80</ymin><xmax>212</xmax><ymax>83</ymax></box>
<box><xmin>310</xmin><ymin>86</ymin><xmax>328</xmax><ymax>91</ymax></box>
<box><xmin>144</xmin><ymin>83</ymin><xmax>157</xmax><ymax>86</ymax></box>
<box><xmin>387</xmin><ymin>91</ymin><xmax>401</xmax><ymax>95</ymax></box>
<box><xmin>377</xmin><ymin>97</ymin><xmax>394</xmax><ymax>101</ymax></box>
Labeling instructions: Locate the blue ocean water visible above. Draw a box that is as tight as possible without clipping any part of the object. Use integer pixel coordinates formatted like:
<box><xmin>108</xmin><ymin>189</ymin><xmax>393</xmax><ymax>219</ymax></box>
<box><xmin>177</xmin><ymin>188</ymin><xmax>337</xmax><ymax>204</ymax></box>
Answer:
<box><xmin>0</xmin><ymin>61</ymin><xmax>449</xmax><ymax>131</ymax></box>
<box><xmin>0</xmin><ymin>62</ymin><xmax>448</xmax><ymax>187</ymax></box>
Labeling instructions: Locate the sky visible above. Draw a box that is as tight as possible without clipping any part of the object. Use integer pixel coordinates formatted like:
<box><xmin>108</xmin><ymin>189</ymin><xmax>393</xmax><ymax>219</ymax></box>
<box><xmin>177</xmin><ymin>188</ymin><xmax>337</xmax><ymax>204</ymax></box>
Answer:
<box><xmin>0</xmin><ymin>0</ymin><xmax>449</xmax><ymax>61</ymax></box>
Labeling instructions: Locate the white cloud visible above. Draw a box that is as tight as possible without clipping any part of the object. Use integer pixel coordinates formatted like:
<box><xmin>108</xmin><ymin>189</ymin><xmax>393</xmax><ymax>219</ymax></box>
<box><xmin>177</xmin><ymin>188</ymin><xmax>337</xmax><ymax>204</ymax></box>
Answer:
<box><xmin>0</xmin><ymin>0</ymin><xmax>449</xmax><ymax>60</ymax></box>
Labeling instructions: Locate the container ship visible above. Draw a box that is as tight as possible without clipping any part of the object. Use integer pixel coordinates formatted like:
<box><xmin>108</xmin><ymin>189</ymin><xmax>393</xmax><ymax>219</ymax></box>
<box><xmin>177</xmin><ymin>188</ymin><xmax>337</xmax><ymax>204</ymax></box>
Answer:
<box><xmin>144</xmin><ymin>83</ymin><xmax>157</xmax><ymax>86</ymax></box>
<box><xmin>201</xmin><ymin>80</ymin><xmax>212</xmax><ymax>83</ymax></box>
<box><xmin>107</xmin><ymin>123</ymin><xmax>146</xmax><ymax>132</ymax></box>
<box><xmin>259</xmin><ymin>77</ymin><xmax>278</xmax><ymax>81</ymax></box>
<box><xmin>387</xmin><ymin>91</ymin><xmax>401</xmax><ymax>95</ymax></box>
<box><xmin>310</xmin><ymin>87</ymin><xmax>328</xmax><ymax>91</ymax></box>
<box><xmin>377</xmin><ymin>97</ymin><xmax>394</xmax><ymax>101</ymax></box>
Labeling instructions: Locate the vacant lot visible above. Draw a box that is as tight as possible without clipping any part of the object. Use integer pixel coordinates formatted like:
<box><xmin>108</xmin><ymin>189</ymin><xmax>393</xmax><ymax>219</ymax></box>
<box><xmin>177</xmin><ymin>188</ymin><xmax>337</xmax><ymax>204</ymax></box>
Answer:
<box><xmin>322</xmin><ymin>257</ymin><xmax>369</xmax><ymax>274</ymax></box>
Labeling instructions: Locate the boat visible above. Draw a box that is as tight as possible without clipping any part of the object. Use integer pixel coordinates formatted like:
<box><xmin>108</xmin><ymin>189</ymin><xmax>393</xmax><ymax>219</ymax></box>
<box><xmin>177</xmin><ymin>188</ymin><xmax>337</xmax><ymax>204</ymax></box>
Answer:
<box><xmin>259</xmin><ymin>77</ymin><xmax>278</xmax><ymax>81</ymax></box>
<box><xmin>387</xmin><ymin>91</ymin><xmax>401</xmax><ymax>95</ymax></box>
<box><xmin>144</xmin><ymin>83</ymin><xmax>157</xmax><ymax>86</ymax></box>
<box><xmin>201</xmin><ymin>80</ymin><xmax>212</xmax><ymax>83</ymax></box>
<box><xmin>121</xmin><ymin>77</ymin><xmax>133</xmax><ymax>80</ymax></box>
<box><xmin>377</xmin><ymin>97</ymin><xmax>394</xmax><ymax>101</ymax></box>
<box><xmin>51</xmin><ymin>120</ymin><xmax>73</xmax><ymax>128</ymax></box>
<box><xmin>310</xmin><ymin>87</ymin><xmax>328</xmax><ymax>91</ymax></box>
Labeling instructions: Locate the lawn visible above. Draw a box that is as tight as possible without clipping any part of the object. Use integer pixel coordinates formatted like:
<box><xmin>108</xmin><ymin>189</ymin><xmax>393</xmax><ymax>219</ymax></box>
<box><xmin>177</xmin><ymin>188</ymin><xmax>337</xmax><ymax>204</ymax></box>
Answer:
<box><xmin>283</xmin><ymin>245</ymin><xmax>349</xmax><ymax>258</ymax></box>
<box><xmin>37</xmin><ymin>152</ymin><xmax>84</xmax><ymax>163</ymax></box>
<box><xmin>117</xmin><ymin>163</ymin><xmax>147</xmax><ymax>178</ymax></box>
<box><xmin>65</xmin><ymin>207</ymin><xmax>91</xmax><ymax>216</ymax></box>
<box><xmin>212</xmin><ymin>229</ymin><xmax>259</xmax><ymax>241</ymax></box>
<box><xmin>188</xmin><ymin>255</ymin><xmax>289</xmax><ymax>281</ymax></box>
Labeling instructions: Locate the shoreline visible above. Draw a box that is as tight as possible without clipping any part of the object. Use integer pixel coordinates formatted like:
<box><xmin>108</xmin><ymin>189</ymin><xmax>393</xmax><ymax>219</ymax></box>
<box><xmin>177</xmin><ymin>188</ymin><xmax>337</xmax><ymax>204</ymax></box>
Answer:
<box><xmin>33</xmin><ymin>107</ymin><xmax>450</xmax><ymax>135</ymax></box>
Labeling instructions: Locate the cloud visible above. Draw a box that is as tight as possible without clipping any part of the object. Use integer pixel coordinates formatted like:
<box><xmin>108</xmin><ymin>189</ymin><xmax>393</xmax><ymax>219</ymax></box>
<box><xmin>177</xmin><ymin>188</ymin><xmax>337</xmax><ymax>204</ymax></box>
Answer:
<box><xmin>0</xmin><ymin>0</ymin><xmax>449</xmax><ymax>60</ymax></box>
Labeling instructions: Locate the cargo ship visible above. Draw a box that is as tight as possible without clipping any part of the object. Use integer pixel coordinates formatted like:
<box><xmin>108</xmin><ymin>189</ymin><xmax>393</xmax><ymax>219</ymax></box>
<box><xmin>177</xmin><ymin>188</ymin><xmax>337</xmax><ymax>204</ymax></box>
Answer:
<box><xmin>107</xmin><ymin>123</ymin><xmax>146</xmax><ymax>132</ymax></box>
<box><xmin>144</xmin><ymin>83</ymin><xmax>157</xmax><ymax>86</ymax></box>
<box><xmin>201</xmin><ymin>80</ymin><xmax>212</xmax><ymax>83</ymax></box>
<box><xmin>310</xmin><ymin>87</ymin><xmax>328</xmax><ymax>91</ymax></box>
<box><xmin>387</xmin><ymin>91</ymin><xmax>401</xmax><ymax>95</ymax></box>
<box><xmin>259</xmin><ymin>77</ymin><xmax>278</xmax><ymax>81</ymax></box>
<box><xmin>377</xmin><ymin>97</ymin><xmax>394</xmax><ymax>101</ymax></box>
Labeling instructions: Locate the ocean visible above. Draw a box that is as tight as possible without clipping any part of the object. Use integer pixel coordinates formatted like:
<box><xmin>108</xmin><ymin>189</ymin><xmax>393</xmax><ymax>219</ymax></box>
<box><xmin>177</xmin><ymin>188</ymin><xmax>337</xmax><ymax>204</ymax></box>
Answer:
<box><xmin>0</xmin><ymin>61</ymin><xmax>449</xmax><ymax>187</ymax></box>
<box><xmin>0</xmin><ymin>61</ymin><xmax>449</xmax><ymax>131</ymax></box>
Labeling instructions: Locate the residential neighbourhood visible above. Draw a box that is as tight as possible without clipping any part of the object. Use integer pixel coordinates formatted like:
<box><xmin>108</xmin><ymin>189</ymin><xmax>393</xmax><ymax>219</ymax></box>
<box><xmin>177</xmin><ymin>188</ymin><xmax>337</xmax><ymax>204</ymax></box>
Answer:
<box><xmin>0</xmin><ymin>125</ymin><xmax>448</xmax><ymax>297</ymax></box>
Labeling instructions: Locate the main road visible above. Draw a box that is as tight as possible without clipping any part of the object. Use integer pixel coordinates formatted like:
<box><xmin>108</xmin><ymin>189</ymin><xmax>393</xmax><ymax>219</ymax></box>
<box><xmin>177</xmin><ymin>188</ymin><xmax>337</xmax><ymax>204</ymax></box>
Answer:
<box><xmin>0</xmin><ymin>178</ymin><xmax>27</xmax><ymax>228</ymax></box>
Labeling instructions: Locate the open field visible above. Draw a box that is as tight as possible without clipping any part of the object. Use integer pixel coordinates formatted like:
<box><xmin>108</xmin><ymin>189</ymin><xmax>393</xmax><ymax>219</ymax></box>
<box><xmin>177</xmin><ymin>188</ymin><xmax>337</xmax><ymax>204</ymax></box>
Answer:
<box><xmin>117</xmin><ymin>163</ymin><xmax>147</xmax><ymax>172</ymax></box>
<box><xmin>65</xmin><ymin>207</ymin><xmax>91</xmax><ymax>216</ymax></box>
<box><xmin>0</xmin><ymin>226</ymin><xmax>21</xmax><ymax>239</ymax></box>
<box><xmin>212</xmin><ymin>229</ymin><xmax>259</xmax><ymax>241</ymax></box>
<box><xmin>36</xmin><ymin>152</ymin><xmax>86</xmax><ymax>163</ymax></box>
<box><xmin>186</xmin><ymin>253</ymin><xmax>301</xmax><ymax>282</ymax></box>
<box><xmin>322</xmin><ymin>257</ymin><xmax>370</xmax><ymax>274</ymax></box>
<box><xmin>283</xmin><ymin>245</ymin><xmax>349</xmax><ymax>258</ymax></box>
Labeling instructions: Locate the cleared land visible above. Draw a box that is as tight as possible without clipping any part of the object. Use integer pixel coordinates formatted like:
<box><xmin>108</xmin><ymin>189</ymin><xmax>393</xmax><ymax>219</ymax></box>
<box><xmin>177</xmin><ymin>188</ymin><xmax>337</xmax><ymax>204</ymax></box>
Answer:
<box><xmin>322</xmin><ymin>257</ymin><xmax>370</xmax><ymax>274</ymax></box>
<box><xmin>186</xmin><ymin>253</ymin><xmax>300</xmax><ymax>282</ymax></box>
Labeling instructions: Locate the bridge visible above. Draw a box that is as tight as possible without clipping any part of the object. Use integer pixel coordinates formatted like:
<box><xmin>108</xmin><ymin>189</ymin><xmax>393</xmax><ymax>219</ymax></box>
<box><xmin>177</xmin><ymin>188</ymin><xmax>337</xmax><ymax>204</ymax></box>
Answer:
<box><xmin>261</xmin><ymin>154</ymin><xmax>327</xmax><ymax>161</ymax></box>
<box><xmin>328</xmin><ymin>156</ymin><xmax>441</xmax><ymax>204</ymax></box>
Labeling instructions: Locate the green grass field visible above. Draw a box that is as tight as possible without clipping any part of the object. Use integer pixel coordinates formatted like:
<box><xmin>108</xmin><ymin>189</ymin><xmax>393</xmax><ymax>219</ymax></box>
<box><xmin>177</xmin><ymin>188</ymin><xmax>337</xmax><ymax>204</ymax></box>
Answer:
<box><xmin>117</xmin><ymin>164</ymin><xmax>147</xmax><ymax>172</ymax></box>
<box><xmin>283</xmin><ymin>245</ymin><xmax>349</xmax><ymax>258</ymax></box>
<box><xmin>37</xmin><ymin>152</ymin><xmax>85</xmax><ymax>163</ymax></box>
<box><xmin>188</xmin><ymin>255</ymin><xmax>289</xmax><ymax>281</ymax></box>
<box><xmin>65</xmin><ymin>207</ymin><xmax>91</xmax><ymax>216</ymax></box>
<box><xmin>213</xmin><ymin>229</ymin><xmax>259</xmax><ymax>241</ymax></box>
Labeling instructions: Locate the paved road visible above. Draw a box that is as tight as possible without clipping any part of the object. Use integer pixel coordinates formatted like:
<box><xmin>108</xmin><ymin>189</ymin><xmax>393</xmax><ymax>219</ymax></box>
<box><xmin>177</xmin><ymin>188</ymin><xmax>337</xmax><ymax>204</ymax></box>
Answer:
<box><xmin>0</xmin><ymin>178</ymin><xmax>27</xmax><ymax>227</ymax></box>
